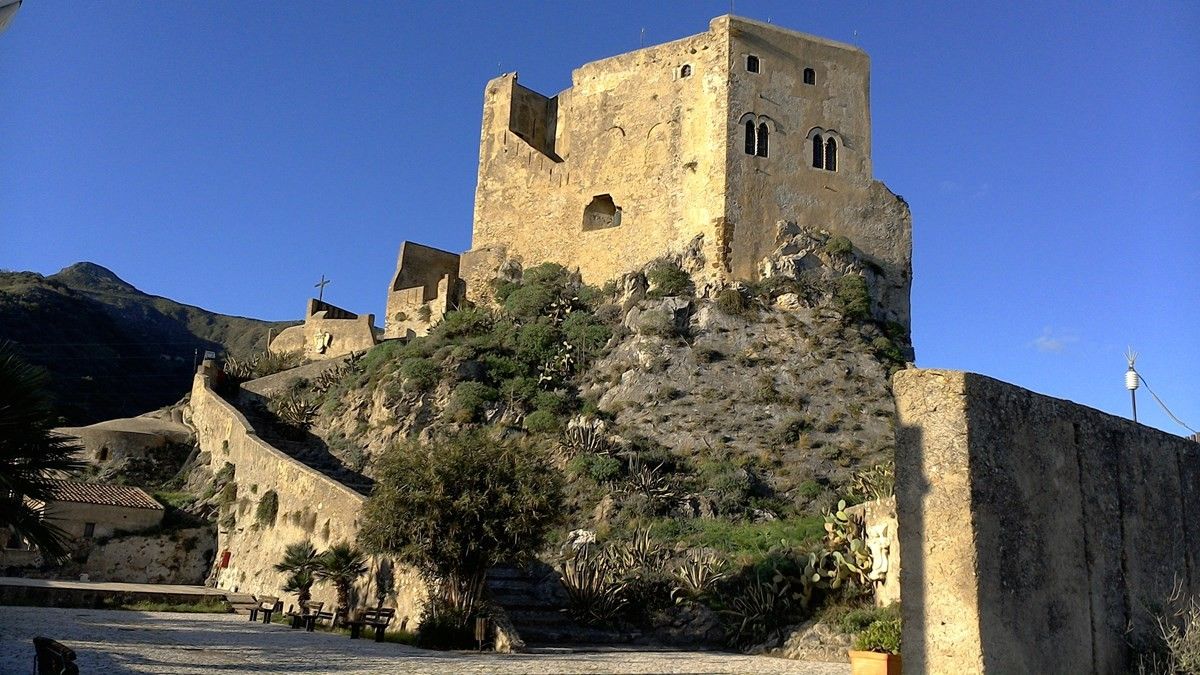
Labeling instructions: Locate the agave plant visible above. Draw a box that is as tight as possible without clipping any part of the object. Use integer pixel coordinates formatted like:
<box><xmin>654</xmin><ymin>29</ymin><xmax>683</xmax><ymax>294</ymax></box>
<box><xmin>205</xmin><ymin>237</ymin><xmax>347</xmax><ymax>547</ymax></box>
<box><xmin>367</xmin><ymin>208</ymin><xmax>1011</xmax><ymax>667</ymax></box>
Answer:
<box><xmin>560</xmin><ymin>544</ymin><xmax>627</xmax><ymax>625</ymax></box>
<box><xmin>623</xmin><ymin>454</ymin><xmax>676</xmax><ymax>507</ymax></box>
<box><xmin>671</xmin><ymin>549</ymin><xmax>729</xmax><ymax>601</ymax></box>
<box><xmin>564</xmin><ymin>415</ymin><xmax>611</xmax><ymax>456</ymax></box>
<box><xmin>269</xmin><ymin>391</ymin><xmax>318</xmax><ymax>430</ymax></box>
<box><xmin>611</xmin><ymin>527</ymin><xmax>666</xmax><ymax>576</ymax></box>
<box><xmin>850</xmin><ymin>462</ymin><xmax>895</xmax><ymax>502</ymax></box>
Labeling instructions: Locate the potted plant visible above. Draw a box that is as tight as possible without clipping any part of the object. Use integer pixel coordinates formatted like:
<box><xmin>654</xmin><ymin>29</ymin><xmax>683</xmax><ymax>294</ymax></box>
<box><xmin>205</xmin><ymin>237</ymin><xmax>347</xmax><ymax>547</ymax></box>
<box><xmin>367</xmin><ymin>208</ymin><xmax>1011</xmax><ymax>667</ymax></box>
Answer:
<box><xmin>849</xmin><ymin>618</ymin><xmax>901</xmax><ymax>675</ymax></box>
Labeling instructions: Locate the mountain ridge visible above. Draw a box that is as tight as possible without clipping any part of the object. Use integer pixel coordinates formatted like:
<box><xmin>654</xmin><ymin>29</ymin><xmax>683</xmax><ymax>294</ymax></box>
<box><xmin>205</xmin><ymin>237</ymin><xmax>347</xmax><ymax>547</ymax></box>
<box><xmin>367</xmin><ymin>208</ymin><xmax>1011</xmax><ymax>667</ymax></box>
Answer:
<box><xmin>0</xmin><ymin>262</ymin><xmax>296</xmax><ymax>424</ymax></box>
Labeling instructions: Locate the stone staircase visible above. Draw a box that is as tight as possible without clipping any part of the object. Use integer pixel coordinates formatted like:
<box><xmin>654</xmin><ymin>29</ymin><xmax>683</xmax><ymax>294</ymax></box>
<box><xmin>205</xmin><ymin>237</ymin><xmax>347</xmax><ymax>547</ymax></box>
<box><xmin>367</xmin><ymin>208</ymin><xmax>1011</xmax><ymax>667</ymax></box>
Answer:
<box><xmin>238</xmin><ymin>404</ymin><xmax>373</xmax><ymax>495</ymax></box>
<box><xmin>485</xmin><ymin>564</ymin><xmax>640</xmax><ymax>646</ymax></box>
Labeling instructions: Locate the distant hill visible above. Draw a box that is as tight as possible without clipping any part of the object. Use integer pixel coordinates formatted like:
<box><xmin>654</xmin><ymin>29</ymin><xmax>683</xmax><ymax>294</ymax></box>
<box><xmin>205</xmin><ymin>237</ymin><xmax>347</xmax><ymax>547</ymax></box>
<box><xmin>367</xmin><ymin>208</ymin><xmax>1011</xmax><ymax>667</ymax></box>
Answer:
<box><xmin>0</xmin><ymin>262</ymin><xmax>296</xmax><ymax>424</ymax></box>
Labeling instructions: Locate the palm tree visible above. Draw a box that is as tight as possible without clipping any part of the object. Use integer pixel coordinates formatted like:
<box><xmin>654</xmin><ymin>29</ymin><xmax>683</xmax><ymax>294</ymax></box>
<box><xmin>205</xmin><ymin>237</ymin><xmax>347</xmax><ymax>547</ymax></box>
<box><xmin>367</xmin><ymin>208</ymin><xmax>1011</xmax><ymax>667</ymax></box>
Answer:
<box><xmin>315</xmin><ymin>542</ymin><xmax>369</xmax><ymax>611</ymax></box>
<box><xmin>0</xmin><ymin>342</ymin><xmax>84</xmax><ymax>559</ymax></box>
<box><xmin>274</xmin><ymin>541</ymin><xmax>320</xmax><ymax>604</ymax></box>
<box><xmin>283</xmin><ymin>569</ymin><xmax>316</xmax><ymax>606</ymax></box>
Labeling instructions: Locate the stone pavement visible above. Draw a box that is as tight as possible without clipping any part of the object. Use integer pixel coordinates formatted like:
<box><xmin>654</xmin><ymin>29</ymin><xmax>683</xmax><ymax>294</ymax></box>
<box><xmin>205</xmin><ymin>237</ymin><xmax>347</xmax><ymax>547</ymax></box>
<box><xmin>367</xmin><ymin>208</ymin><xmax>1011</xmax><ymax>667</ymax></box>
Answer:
<box><xmin>0</xmin><ymin>576</ymin><xmax>219</xmax><ymax>597</ymax></box>
<box><xmin>0</xmin><ymin>607</ymin><xmax>849</xmax><ymax>674</ymax></box>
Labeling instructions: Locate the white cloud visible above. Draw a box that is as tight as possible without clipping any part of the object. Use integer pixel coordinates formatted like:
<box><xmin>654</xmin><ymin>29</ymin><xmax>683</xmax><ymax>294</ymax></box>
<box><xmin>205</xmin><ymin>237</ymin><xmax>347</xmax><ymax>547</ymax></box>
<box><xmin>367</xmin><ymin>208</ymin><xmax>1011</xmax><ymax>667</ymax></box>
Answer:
<box><xmin>1031</xmin><ymin>327</ymin><xmax>1079</xmax><ymax>353</ymax></box>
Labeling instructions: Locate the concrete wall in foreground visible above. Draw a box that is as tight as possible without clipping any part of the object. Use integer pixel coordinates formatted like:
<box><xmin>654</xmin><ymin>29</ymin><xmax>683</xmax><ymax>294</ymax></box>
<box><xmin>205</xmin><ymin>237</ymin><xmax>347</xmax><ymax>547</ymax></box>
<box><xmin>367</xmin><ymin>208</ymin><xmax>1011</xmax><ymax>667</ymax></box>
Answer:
<box><xmin>893</xmin><ymin>369</ymin><xmax>1199</xmax><ymax>675</ymax></box>
<box><xmin>189</xmin><ymin>366</ymin><xmax>426</xmax><ymax>625</ymax></box>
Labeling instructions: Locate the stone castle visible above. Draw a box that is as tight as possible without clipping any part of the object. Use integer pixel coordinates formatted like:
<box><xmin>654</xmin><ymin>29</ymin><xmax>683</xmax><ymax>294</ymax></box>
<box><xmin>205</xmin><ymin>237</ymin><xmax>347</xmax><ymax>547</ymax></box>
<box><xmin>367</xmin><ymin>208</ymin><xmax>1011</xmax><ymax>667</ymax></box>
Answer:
<box><xmin>380</xmin><ymin>15</ymin><xmax>912</xmax><ymax>341</ymax></box>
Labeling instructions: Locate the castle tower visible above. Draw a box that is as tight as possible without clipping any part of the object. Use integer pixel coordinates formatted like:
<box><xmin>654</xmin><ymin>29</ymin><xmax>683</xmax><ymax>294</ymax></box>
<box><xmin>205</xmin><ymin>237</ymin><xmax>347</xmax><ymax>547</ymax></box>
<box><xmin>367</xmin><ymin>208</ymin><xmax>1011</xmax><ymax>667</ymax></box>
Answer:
<box><xmin>459</xmin><ymin>16</ymin><xmax>910</xmax><ymax>328</ymax></box>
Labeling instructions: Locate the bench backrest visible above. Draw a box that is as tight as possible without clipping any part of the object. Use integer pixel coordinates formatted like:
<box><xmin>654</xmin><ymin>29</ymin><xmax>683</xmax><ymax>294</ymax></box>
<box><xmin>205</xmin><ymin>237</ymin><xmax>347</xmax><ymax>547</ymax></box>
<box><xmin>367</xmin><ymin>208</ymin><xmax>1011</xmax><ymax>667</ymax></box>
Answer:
<box><xmin>258</xmin><ymin>595</ymin><xmax>279</xmax><ymax>610</ymax></box>
<box><xmin>300</xmin><ymin>600</ymin><xmax>324</xmax><ymax>614</ymax></box>
<box><xmin>33</xmin><ymin>637</ymin><xmax>78</xmax><ymax>675</ymax></box>
<box><xmin>363</xmin><ymin>607</ymin><xmax>395</xmax><ymax>624</ymax></box>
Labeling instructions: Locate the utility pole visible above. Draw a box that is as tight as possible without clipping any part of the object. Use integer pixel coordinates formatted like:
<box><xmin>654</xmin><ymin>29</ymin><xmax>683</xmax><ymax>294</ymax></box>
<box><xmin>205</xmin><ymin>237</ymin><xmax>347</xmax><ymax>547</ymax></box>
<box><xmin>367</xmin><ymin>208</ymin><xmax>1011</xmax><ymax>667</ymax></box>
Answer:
<box><xmin>1125</xmin><ymin>347</ymin><xmax>1139</xmax><ymax>423</ymax></box>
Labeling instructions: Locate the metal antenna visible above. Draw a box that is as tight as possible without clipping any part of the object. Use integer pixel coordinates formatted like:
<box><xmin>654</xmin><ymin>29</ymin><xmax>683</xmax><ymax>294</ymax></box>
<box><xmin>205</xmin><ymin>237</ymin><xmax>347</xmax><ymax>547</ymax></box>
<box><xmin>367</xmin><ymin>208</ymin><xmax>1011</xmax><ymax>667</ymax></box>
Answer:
<box><xmin>640</xmin><ymin>27</ymin><xmax>645</xmax><ymax>47</ymax></box>
<box><xmin>1125</xmin><ymin>346</ymin><xmax>1140</xmax><ymax>423</ymax></box>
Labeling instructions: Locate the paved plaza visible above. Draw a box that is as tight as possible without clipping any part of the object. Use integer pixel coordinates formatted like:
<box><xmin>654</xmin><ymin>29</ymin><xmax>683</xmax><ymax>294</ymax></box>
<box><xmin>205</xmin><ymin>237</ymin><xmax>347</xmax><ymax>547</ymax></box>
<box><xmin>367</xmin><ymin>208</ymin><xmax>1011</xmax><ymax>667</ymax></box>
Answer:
<box><xmin>0</xmin><ymin>606</ymin><xmax>849</xmax><ymax>674</ymax></box>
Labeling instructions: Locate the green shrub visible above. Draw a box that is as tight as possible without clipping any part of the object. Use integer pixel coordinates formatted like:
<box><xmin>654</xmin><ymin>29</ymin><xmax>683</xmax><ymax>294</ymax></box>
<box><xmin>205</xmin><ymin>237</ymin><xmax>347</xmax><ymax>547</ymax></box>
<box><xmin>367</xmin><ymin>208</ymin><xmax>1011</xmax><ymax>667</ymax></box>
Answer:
<box><xmin>649</xmin><ymin>517</ymin><xmax>825</xmax><ymax>558</ymax></box>
<box><xmin>446</xmin><ymin>382</ymin><xmax>498</xmax><ymax>423</ymax></box>
<box><xmin>823</xmin><ymin>235</ymin><xmax>853</xmax><ymax>257</ymax></box>
<box><xmin>415</xmin><ymin>597</ymin><xmax>475</xmax><ymax>650</ymax></box>
<box><xmin>398</xmin><ymin>358</ymin><xmax>439</xmax><ymax>392</ymax></box>
<box><xmin>255</xmin><ymin>490</ymin><xmax>279</xmax><ymax>527</ymax></box>
<box><xmin>432</xmin><ymin>308</ymin><xmax>494</xmax><ymax>342</ymax></box>
<box><xmin>635</xmin><ymin>309</ymin><xmax>678</xmax><ymax>337</ymax></box>
<box><xmin>500</xmin><ymin>376</ymin><xmax>539</xmax><ymax>406</ymax></box>
<box><xmin>835</xmin><ymin>275</ymin><xmax>871</xmax><ymax>322</ymax></box>
<box><xmin>854</xmin><ymin>618</ymin><xmax>901</xmax><ymax>654</ymax></box>
<box><xmin>871</xmin><ymin>336</ymin><xmax>904</xmax><ymax>365</ymax></box>
<box><xmin>797</xmin><ymin>480</ymin><xmax>824</xmax><ymax>500</ymax></box>
<box><xmin>647</xmin><ymin>262</ymin><xmax>692</xmax><ymax>298</ymax></box>
<box><xmin>838</xmin><ymin>603</ymin><xmax>901</xmax><ymax>634</ymax></box>
<box><xmin>532</xmin><ymin>390</ymin><xmax>569</xmax><ymax>414</ymax></box>
<box><xmin>569</xmin><ymin>453</ymin><xmax>622</xmax><ymax>484</ymax></box>
<box><xmin>774</xmin><ymin>415</ymin><xmax>813</xmax><ymax>445</ymax></box>
<box><xmin>515</xmin><ymin>322</ymin><xmax>560</xmax><ymax>368</ymax></box>
<box><xmin>715</xmin><ymin>287</ymin><xmax>753</xmax><ymax>317</ymax></box>
<box><xmin>562</xmin><ymin>312</ymin><xmax>611</xmax><ymax>364</ymax></box>
<box><xmin>359</xmin><ymin>431</ymin><xmax>562</xmax><ymax>621</ymax></box>
<box><xmin>524</xmin><ymin>410</ymin><xmax>560</xmax><ymax>434</ymax></box>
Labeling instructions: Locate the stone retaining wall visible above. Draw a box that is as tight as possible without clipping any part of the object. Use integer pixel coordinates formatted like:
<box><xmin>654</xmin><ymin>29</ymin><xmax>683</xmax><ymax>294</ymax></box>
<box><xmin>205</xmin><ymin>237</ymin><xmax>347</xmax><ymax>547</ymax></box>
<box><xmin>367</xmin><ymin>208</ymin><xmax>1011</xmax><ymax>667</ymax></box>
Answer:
<box><xmin>893</xmin><ymin>369</ymin><xmax>1199</xmax><ymax>674</ymax></box>
<box><xmin>189</xmin><ymin>365</ymin><xmax>426</xmax><ymax>626</ymax></box>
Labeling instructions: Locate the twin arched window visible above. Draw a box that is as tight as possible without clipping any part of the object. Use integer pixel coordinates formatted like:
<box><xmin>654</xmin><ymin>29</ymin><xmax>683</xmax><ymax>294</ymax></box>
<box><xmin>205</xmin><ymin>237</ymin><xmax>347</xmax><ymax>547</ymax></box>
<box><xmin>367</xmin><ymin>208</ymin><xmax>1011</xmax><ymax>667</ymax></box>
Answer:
<box><xmin>811</xmin><ymin>134</ymin><xmax>837</xmax><ymax>171</ymax></box>
<box><xmin>744</xmin><ymin>120</ymin><xmax>769</xmax><ymax>157</ymax></box>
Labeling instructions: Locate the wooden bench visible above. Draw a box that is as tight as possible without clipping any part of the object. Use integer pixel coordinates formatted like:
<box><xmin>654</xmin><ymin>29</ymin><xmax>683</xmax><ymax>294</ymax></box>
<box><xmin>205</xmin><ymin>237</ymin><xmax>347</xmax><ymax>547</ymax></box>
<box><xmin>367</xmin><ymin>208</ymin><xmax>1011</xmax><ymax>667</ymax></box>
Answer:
<box><xmin>33</xmin><ymin>637</ymin><xmax>78</xmax><ymax>675</ymax></box>
<box><xmin>247</xmin><ymin>596</ymin><xmax>281</xmax><ymax>624</ymax></box>
<box><xmin>345</xmin><ymin>607</ymin><xmax>395</xmax><ymax>642</ymax></box>
<box><xmin>285</xmin><ymin>600</ymin><xmax>324</xmax><ymax>629</ymax></box>
<box><xmin>309</xmin><ymin>606</ymin><xmax>347</xmax><ymax>632</ymax></box>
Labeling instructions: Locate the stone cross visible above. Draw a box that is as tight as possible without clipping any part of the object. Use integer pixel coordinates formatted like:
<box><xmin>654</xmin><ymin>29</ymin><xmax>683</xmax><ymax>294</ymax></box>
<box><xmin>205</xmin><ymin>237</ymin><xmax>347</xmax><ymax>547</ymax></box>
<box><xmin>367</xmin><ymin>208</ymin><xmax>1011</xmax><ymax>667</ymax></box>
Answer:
<box><xmin>314</xmin><ymin>274</ymin><xmax>330</xmax><ymax>301</ymax></box>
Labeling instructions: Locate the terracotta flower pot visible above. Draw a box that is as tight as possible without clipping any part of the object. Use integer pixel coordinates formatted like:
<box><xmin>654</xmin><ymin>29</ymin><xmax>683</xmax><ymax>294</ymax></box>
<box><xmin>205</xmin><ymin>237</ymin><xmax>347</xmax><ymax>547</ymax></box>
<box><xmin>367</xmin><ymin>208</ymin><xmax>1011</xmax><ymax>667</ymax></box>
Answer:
<box><xmin>848</xmin><ymin>650</ymin><xmax>902</xmax><ymax>675</ymax></box>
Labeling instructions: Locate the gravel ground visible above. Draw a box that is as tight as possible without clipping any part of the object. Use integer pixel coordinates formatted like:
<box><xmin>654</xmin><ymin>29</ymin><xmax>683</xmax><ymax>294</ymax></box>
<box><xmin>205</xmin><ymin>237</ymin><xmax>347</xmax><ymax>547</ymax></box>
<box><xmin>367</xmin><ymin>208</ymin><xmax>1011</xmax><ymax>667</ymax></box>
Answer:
<box><xmin>0</xmin><ymin>607</ymin><xmax>849</xmax><ymax>675</ymax></box>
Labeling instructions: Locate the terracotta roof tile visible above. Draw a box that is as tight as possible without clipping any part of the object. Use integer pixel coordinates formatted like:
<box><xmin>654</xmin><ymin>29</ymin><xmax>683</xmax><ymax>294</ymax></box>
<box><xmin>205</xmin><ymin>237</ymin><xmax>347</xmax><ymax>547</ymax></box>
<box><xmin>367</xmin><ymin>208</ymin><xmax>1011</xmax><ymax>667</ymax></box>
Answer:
<box><xmin>39</xmin><ymin>481</ymin><xmax>163</xmax><ymax>510</ymax></box>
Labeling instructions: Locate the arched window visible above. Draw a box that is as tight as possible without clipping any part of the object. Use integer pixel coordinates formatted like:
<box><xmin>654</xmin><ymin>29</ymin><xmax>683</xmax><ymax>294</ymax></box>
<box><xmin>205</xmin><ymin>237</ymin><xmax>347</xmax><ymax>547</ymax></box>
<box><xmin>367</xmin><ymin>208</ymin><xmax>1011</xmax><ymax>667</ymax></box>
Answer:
<box><xmin>812</xmin><ymin>134</ymin><xmax>824</xmax><ymax>168</ymax></box>
<box><xmin>756</xmin><ymin>123</ymin><xmax>769</xmax><ymax>157</ymax></box>
<box><xmin>746</xmin><ymin>55</ymin><xmax>760</xmax><ymax>73</ymax></box>
<box><xmin>745</xmin><ymin>120</ymin><xmax>756</xmax><ymax>155</ymax></box>
<box><xmin>825</xmin><ymin>137</ymin><xmax>838</xmax><ymax>171</ymax></box>
<box><xmin>680</xmin><ymin>64</ymin><xmax>691</xmax><ymax>78</ymax></box>
<box><xmin>803</xmin><ymin>68</ymin><xmax>816</xmax><ymax>85</ymax></box>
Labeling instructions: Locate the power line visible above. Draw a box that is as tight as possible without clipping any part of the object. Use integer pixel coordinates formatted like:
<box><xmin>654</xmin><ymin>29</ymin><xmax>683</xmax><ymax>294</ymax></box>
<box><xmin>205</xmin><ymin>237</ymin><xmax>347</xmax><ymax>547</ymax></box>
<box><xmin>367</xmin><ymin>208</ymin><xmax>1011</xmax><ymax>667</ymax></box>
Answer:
<box><xmin>1135</xmin><ymin>369</ymin><xmax>1197</xmax><ymax>435</ymax></box>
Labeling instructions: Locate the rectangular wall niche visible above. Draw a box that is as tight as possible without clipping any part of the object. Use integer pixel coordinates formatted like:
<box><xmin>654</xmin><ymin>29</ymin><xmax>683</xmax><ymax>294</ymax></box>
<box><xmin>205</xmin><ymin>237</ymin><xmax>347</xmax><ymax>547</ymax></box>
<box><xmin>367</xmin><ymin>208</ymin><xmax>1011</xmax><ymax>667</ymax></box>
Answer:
<box><xmin>583</xmin><ymin>194</ymin><xmax>622</xmax><ymax>231</ymax></box>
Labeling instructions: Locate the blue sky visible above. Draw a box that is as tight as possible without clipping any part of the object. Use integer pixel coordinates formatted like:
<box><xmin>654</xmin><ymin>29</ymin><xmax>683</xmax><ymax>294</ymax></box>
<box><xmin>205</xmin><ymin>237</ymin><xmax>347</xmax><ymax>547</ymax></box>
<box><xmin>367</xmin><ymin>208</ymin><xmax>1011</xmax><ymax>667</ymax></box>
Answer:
<box><xmin>2</xmin><ymin>1</ymin><xmax>1197</xmax><ymax>436</ymax></box>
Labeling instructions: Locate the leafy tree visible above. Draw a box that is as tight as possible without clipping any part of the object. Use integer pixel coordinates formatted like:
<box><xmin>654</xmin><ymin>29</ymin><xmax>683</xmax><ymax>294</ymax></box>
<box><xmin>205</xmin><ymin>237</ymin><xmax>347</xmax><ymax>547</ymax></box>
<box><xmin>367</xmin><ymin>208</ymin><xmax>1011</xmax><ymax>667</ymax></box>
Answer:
<box><xmin>359</xmin><ymin>430</ymin><xmax>563</xmax><ymax>623</ymax></box>
<box><xmin>315</xmin><ymin>542</ymin><xmax>369</xmax><ymax>610</ymax></box>
<box><xmin>0</xmin><ymin>342</ymin><xmax>84</xmax><ymax>559</ymax></box>
<box><xmin>274</xmin><ymin>540</ymin><xmax>320</xmax><ymax>604</ymax></box>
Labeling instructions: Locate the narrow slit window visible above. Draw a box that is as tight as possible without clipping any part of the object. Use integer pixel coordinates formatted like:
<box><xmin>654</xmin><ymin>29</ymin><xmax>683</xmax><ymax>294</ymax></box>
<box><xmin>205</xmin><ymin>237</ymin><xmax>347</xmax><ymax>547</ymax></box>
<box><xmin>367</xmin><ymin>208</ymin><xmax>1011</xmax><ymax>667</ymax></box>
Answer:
<box><xmin>83</xmin><ymin>522</ymin><xmax>96</xmax><ymax>539</ymax></box>
<box><xmin>756</xmin><ymin>123</ymin><xmax>769</xmax><ymax>157</ymax></box>
<box><xmin>746</xmin><ymin>55</ymin><xmax>760</xmax><ymax>73</ymax></box>
<box><xmin>680</xmin><ymin>64</ymin><xmax>692</xmax><ymax>78</ymax></box>
<box><xmin>803</xmin><ymin>68</ymin><xmax>816</xmax><ymax>85</ymax></box>
<box><xmin>825</xmin><ymin>137</ymin><xmax>838</xmax><ymax>171</ymax></box>
<box><xmin>745</xmin><ymin>120</ymin><xmax>756</xmax><ymax>155</ymax></box>
<box><xmin>812</xmin><ymin>134</ymin><xmax>824</xmax><ymax>168</ymax></box>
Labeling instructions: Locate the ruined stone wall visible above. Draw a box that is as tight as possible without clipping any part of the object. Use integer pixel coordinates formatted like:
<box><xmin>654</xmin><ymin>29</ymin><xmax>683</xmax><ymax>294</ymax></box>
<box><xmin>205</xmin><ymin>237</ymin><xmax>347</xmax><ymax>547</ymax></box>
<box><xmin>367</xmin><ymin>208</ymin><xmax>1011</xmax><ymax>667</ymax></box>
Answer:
<box><xmin>893</xmin><ymin>369</ymin><xmax>1200</xmax><ymax>674</ymax></box>
<box><xmin>189</xmin><ymin>368</ymin><xmax>426</xmax><ymax>624</ymax></box>
<box><xmin>385</xmin><ymin>242</ymin><xmax>462</xmax><ymax>339</ymax></box>
<box><xmin>464</xmin><ymin>19</ymin><xmax>730</xmax><ymax>298</ymax></box>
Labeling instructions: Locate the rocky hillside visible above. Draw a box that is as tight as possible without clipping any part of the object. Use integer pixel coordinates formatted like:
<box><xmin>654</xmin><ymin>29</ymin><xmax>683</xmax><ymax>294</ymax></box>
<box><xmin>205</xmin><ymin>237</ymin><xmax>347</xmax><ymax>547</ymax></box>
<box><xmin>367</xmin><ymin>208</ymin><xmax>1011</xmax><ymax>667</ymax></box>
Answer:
<box><xmin>252</xmin><ymin>223</ymin><xmax>907</xmax><ymax>543</ymax></box>
<box><xmin>0</xmin><ymin>262</ymin><xmax>295</xmax><ymax>424</ymax></box>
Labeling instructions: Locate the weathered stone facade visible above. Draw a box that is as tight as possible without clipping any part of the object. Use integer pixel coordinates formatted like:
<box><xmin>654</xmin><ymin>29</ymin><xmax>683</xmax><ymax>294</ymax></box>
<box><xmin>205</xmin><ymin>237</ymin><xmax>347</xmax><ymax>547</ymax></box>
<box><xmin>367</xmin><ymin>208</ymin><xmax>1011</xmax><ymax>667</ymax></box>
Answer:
<box><xmin>269</xmin><ymin>298</ymin><xmax>377</xmax><ymax>361</ymax></box>
<box><xmin>189</xmin><ymin>364</ymin><xmax>426</xmax><ymax>625</ymax></box>
<box><xmin>383</xmin><ymin>242</ymin><xmax>463</xmax><ymax>339</ymax></box>
<box><xmin>893</xmin><ymin>369</ymin><xmax>1200</xmax><ymax>674</ymax></box>
<box><xmin>459</xmin><ymin>15</ymin><xmax>911</xmax><ymax>328</ymax></box>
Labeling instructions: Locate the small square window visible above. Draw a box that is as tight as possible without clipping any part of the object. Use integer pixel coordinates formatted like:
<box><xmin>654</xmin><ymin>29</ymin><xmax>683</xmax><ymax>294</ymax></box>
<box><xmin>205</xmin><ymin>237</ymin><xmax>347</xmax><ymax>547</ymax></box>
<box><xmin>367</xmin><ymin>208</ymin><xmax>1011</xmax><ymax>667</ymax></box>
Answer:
<box><xmin>746</xmin><ymin>55</ymin><xmax>760</xmax><ymax>73</ymax></box>
<box><xmin>83</xmin><ymin>522</ymin><xmax>96</xmax><ymax>538</ymax></box>
<box><xmin>803</xmin><ymin>68</ymin><xmax>815</xmax><ymax>85</ymax></box>
<box><xmin>680</xmin><ymin>64</ymin><xmax>692</xmax><ymax>78</ymax></box>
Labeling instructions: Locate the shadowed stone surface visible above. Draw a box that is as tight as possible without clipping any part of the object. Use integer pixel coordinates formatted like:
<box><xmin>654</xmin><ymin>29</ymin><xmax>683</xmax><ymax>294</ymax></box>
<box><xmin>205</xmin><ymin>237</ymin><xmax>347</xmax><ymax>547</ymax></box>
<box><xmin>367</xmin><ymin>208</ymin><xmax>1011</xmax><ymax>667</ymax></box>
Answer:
<box><xmin>894</xmin><ymin>369</ymin><xmax>1199</xmax><ymax>675</ymax></box>
<box><xmin>0</xmin><ymin>607</ymin><xmax>849</xmax><ymax>674</ymax></box>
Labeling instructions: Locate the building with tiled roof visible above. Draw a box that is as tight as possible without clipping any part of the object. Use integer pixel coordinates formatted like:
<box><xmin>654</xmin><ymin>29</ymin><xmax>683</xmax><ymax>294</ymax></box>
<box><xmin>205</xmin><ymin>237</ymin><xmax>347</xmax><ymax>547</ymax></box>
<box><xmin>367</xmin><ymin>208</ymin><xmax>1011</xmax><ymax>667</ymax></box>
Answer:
<box><xmin>38</xmin><ymin>480</ymin><xmax>163</xmax><ymax>511</ymax></box>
